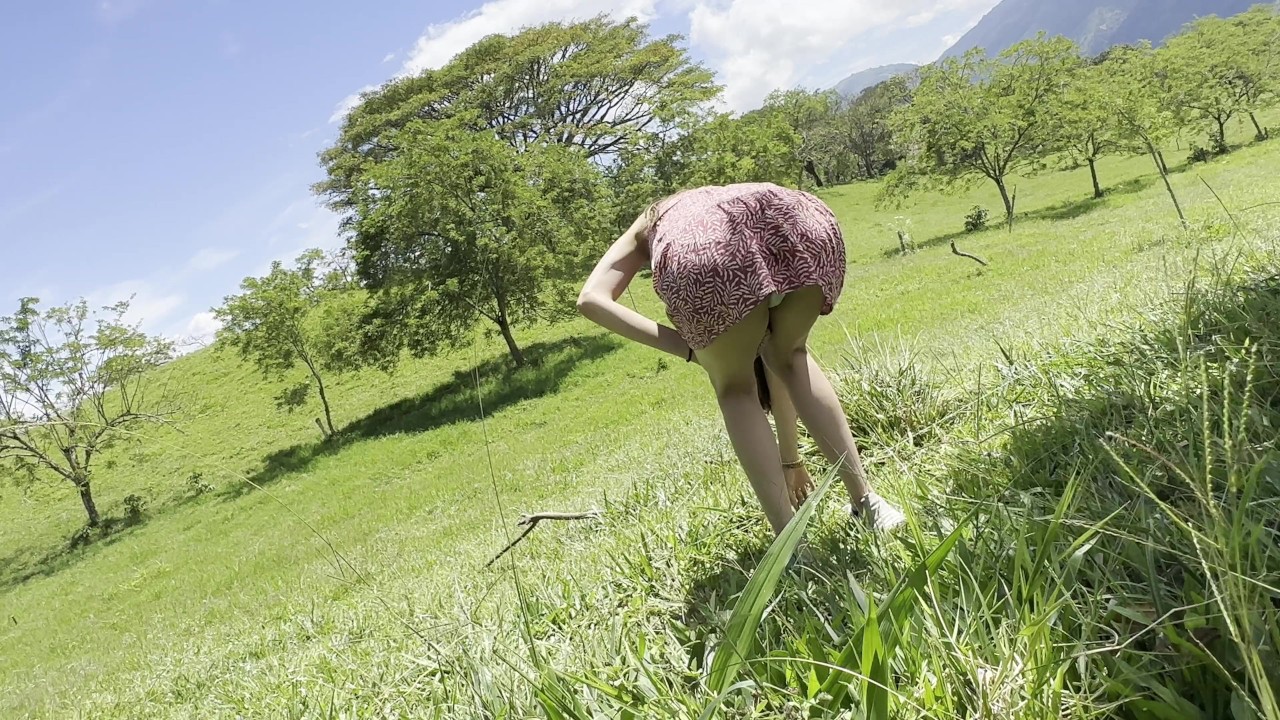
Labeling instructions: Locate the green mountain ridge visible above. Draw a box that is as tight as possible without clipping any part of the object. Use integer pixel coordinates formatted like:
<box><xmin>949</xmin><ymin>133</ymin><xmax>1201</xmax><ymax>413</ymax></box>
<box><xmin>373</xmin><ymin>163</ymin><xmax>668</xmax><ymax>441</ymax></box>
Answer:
<box><xmin>832</xmin><ymin>62</ymin><xmax>920</xmax><ymax>97</ymax></box>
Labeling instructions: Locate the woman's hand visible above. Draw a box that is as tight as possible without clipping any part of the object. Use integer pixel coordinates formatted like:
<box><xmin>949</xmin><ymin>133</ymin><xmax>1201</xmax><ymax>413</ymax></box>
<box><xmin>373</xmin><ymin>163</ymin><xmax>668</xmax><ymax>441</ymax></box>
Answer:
<box><xmin>783</xmin><ymin>462</ymin><xmax>814</xmax><ymax>509</ymax></box>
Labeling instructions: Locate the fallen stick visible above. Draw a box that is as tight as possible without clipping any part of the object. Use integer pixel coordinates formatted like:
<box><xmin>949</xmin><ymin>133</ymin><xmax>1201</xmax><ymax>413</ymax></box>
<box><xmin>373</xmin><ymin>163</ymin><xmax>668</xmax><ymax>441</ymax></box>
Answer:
<box><xmin>484</xmin><ymin>509</ymin><xmax>603</xmax><ymax>569</ymax></box>
<box><xmin>950</xmin><ymin>240</ymin><xmax>989</xmax><ymax>266</ymax></box>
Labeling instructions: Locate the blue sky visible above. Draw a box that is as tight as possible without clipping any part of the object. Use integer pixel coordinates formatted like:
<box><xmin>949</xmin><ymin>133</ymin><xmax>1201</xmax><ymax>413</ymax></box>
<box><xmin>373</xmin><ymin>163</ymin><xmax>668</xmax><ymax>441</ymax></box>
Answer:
<box><xmin>0</xmin><ymin>0</ymin><xmax>997</xmax><ymax>348</ymax></box>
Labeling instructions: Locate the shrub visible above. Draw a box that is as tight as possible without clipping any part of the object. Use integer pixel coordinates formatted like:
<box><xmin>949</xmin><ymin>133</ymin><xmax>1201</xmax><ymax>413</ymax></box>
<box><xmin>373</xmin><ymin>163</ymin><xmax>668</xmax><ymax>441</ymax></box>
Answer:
<box><xmin>964</xmin><ymin>205</ymin><xmax>989</xmax><ymax>232</ymax></box>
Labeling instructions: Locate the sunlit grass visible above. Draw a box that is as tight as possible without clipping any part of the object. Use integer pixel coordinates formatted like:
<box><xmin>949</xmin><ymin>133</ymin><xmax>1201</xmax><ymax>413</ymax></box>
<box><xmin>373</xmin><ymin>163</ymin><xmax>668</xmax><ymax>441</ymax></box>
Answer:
<box><xmin>1</xmin><ymin>115</ymin><xmax>1278</xmax><ymax>718</ymax></box>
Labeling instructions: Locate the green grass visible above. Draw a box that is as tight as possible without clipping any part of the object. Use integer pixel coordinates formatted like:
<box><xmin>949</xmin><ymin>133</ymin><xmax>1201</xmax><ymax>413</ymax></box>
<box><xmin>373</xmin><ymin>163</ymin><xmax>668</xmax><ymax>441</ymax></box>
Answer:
<box><xmin>2</xmin><ymin>116</ymin><xmax>1279</xmax><ymax>718</ymax></box>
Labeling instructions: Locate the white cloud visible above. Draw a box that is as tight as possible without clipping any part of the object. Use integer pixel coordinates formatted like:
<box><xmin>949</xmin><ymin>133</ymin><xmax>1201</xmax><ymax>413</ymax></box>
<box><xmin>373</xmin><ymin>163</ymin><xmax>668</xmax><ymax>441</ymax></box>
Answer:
<box><xmin>686</xmin><ymin>0</ymin><xmax>998</xmax><ymax>110</ymax></box>
<box><xmin>329</xmin><ymin>84</ymin><xmax>378</xmax><ymax>124</ymax></box>
<box><xmin>326</xmin><ymin>0</ymin><xmax>1002</xmax><ymax>126</ymax></box>
<box><xmin>185</xmin><ymin>311</ymin><xmax>222</xmax><ymax>340</ymax></box>
<box><xmin>382</xmin><ymin>52</ymin><xmax>397</xmax><ymax>64</ymax></box>
<box><xmin>401</xmin><ymin>0</ymin><xmax>658</xmax><ymax>76</ymax></box>
<box><xmin>88</xmin><ymin>280</ymin><xmax>185</xmax><ymax>331</ymax></box>
<box><xmin>186</xmin><ymin>247</ymin><xmax>240</xmax><ymax>273</ymax></box>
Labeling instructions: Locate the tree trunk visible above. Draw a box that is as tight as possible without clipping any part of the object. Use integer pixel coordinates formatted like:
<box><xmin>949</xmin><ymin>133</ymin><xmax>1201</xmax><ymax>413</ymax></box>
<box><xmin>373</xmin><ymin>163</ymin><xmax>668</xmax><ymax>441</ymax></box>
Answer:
<box><xmin>1249</xmin><ymin>112</ymin><xmax>1267</xmax><ymax>141</ymax></box>
<box><xmin>1149</xmin><ymin>145</ymin><xmax>1187</xmax><ymax>228</ymax></box>
<box><xmin>1215</xmin><ymin>117</ymin><xmax>1229</xmax><ymax>152</ymax></box>
<box><xmin>803</xmin><ymin>160</ymin><xmax>824</xmax><ymax>188</ymax></box>
<box><xmin>497</xmin><ymin>315</ymin><xmax>525</xmax><ymax>367</ymax></box>
<box><xmin>994</xmin><ymin>177</ymin><xmax>1014</xmax><ymax>225</ymax></box>
<box><xmin>861</xmin><ymin>152</ymin><xmax>876</xmax><ymax>180</ymax></box>
<box><xmin>314</xmin><ymin>372</ymin><xmax>336</xmax><ymax>437</ymax></box>
<box><xmin>78</xmin><ymin>479</ymin><xmax>101</xmax><ymax>527</ymax></box>
<box><xmin>1156</xmin><ymin>150</ymin><xmax>1169</xmax><ymax>175</ymax></box>
<box><xmin>1089</xmin><ymin>158</ymin><xmax>1103</xmax><ymax>199</ymax></box>
<box><xmin>897</xmin><ymin>230</ymin><xmax>908</xmax><ymax>254</ymax></box>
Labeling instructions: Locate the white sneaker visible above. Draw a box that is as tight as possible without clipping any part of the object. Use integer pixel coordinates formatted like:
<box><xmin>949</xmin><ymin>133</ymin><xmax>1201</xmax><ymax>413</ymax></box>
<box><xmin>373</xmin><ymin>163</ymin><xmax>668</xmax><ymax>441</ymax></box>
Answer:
<box><xmin>848</xmin><ymin>492</ymin><xmax>906</xmax><ymax>532</ymax></box>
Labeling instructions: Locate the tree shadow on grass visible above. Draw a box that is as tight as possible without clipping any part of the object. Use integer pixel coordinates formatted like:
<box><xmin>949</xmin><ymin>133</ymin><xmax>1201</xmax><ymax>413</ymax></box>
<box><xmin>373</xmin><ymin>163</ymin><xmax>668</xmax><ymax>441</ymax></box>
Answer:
<box><xmin>881</xmin><ymin>175</ymin><xmax>1160</xmax><ymax>260</ymax></box>
<box><xmin>0</xmin><ymin>512</ymin><xmax>151</xmax><ymax>592</ymax></box>
<box><xmin>223</xmin><ymin>333</ymin><xmax>622</xmax><ymax>498</ymax></box>
<box><xmin>1023</xmin><ymin>175</ymin><xmax>1156</xmax><ymax>223</ymax></box>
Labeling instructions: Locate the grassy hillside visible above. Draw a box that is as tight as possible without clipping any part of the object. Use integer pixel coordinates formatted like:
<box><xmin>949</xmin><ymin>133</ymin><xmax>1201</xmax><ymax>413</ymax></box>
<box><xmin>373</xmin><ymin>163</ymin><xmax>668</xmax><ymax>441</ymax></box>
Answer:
<box><xmin>3</xmin><ymin>116</ymin><xmax>1279</xmax><ymax>717</ymax></box>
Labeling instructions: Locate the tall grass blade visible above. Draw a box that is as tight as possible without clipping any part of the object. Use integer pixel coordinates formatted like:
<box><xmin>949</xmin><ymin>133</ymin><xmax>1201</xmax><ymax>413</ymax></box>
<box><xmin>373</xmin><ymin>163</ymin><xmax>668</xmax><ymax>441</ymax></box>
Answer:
<box><xmin>705</xmin><ymin>469</ymin><xmax>839</xmax><ymax>697</ymax></box>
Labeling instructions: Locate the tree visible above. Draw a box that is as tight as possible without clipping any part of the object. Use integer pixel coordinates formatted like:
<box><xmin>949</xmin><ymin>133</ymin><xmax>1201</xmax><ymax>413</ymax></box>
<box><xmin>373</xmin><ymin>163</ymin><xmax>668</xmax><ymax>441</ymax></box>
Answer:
<box><xmin>835</xmin><ymin>76</ymin><xmax>913</xmax><ymax>181</ymax></box>
<box><xmin>348</xmin><ymin>117</ymin><xmax>614</xmax><ymax>367</ymax></box>
<box><xmin>653</xmin><ymin>111</ymin><xmax>802</xmax><ymax>190</ymax></box>
<box><xmin>1056</xmin><ymin>62</ymin><xmax>1125</xmax><ymax>198</ymax></box>
<box><xmin>317</xmin><ymin>16</ymin><xmax>717</xmax><ymax>219</ymax></box>
<box><xmin>1097</xmin><ymin>42</ymin><xmax>1188</xmax><ymax>226</ymax></box>
<box><xmin>885</xmin><ymin>35</ymin><xmax>1081</xmax><ymax>224</ymax></box>
<box><xmin>1161</xmin><ymin>11</ymin><xmax>1273</xmax><ymax>152</ymax></box>
<box><xmin>214</xmin><ymin>250</ymin><xmax>362</xmax><ymax>437</ymax></box>
<box><xmin>0</xmin><ymin>298</ymin><xmax>174</xmax><ymax>527</ymax></box>
<box><xmin>316</xmin><ymin>16</ymin><xmax>715</xmax><ymax>365</ymax></box>
<box><xmin>758</xmin><ymin>89</ymin><xmax>843</xmax><ymax>187</ymax></box>
<box><xmin>1227</xmin><ymin>4</ymin><xmax>1280</xmax><ymax>140</ymax></box>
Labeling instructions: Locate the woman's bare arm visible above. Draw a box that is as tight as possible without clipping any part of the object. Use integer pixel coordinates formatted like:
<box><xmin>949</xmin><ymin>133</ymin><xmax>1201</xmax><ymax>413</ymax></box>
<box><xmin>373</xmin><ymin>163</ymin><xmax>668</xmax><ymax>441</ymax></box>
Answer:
<box><xmin>577</xmin><ymin>215</ymin><xmax>692</xmax><ymax>360</ymax></box>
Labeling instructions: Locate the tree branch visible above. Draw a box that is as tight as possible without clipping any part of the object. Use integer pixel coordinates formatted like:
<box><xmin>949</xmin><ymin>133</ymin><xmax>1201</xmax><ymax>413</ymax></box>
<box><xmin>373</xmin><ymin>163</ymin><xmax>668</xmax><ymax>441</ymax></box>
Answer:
<box><xmin>484</xmin><ymin>509</ymin><xmax>603</xmax><ymax>568</ymax></box>
<box><xmin>950</xmin><ymin>240</ymin><xmax>989</xmax><ymax>266</ymax></box>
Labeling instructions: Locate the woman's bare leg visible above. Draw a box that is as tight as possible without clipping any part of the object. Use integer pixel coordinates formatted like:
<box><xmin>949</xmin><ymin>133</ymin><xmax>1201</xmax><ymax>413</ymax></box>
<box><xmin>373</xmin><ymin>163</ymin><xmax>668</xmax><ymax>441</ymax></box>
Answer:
<box><xmin>760</xmin><ymin>287</ymin><xmax>904</xmax><ymax>529</ymax></box>
<box><xmin>694</xmin><ymin>304</ymin><xmax>793</xmax><ymax>534</ymax></box>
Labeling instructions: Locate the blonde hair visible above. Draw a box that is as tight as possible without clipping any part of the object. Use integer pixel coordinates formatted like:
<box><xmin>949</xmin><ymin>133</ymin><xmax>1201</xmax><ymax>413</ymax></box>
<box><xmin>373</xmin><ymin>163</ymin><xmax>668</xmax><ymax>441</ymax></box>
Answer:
<box><xmin>640</xmin><ymin>191</ymin><xmax>681</xmax><ymax>240</ymax></box>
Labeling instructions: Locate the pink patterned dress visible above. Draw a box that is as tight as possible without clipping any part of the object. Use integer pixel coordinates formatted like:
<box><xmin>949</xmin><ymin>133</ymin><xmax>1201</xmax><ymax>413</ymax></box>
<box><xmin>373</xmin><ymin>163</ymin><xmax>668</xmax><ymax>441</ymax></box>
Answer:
<box><xmin>647</xmin><ymin>182</ymin><xmax>846</xmax><ymax>350</ymax></box>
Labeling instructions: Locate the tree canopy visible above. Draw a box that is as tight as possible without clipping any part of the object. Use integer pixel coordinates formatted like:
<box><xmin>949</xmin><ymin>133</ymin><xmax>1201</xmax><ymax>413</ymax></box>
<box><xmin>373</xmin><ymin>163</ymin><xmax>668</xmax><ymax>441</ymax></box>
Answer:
<box><xmin>315</xmin><ymin>16</ymin><xmax>716</xmax><ymax>367</ymax></box>
<box><xmin>214</xmin><ymin>249</ymin><xmax>361</xmax><ymax>436</ymax></box>
<box><xmin>885</xmin><ymin>34</ymin><xmax>1082</xmax><ymax>222</ymax></box>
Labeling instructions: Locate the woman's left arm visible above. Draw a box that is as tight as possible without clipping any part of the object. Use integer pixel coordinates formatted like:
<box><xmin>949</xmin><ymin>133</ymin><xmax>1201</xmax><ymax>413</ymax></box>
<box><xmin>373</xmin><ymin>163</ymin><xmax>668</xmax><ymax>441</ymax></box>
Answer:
<box><xmin>577</xmin><ymin>218</ymin><xmax>692</xmax><ymax>361</ymax></box>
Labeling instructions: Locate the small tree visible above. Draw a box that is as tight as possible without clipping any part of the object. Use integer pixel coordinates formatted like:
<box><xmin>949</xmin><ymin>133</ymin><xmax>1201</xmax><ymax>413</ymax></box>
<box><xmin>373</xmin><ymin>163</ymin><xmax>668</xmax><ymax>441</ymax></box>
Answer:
<box><xmin>0</xmin><ymin>298</ymin><xmax>174</xmax><ymax>527</ymax></box>
<box><xmin>1056</xmin><ymin>62</ymin><xmax>1124</xmax><ymax>198</ymax></box>
<box><xmin>349</xmin><ymin>117</ymin><xmax>614</xmax><ymax>367</ymax></box>
<box><xmin>836</xmin><ymin>76</ymin><xmax>913</xmax><ymax>181</ymax></box>
<box><xmin>886</xmin><ymin>35</ymin><xmax>1081</xmax><ymax>224</ymax></box>
<box><xmin>214</xmin><ymin>250</ymin><xmax>361</xmax><ymax>437</ymax></box>
<box><xmin>1097</xmin><ymin>42</ymin><xmax>1188</xmax><ymax>226</ymax></box>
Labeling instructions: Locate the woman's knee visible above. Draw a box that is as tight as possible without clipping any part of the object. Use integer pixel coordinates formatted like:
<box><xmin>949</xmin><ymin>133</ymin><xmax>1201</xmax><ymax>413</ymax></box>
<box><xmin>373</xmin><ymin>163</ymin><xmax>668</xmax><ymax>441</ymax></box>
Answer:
<box><xmin>710</xmin><ymin>371</ymin><xmax>758</xmax><ymax>401</ymax></box>
<box><xmin>763</xmin><ymin>343</ymin><xmax>808</xmax><ymax>376</ymax></box>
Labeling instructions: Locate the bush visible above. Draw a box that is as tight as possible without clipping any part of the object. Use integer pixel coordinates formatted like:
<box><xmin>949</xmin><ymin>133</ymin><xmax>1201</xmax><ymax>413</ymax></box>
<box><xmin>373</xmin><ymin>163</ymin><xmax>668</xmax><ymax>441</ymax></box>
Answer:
<box><xmin>963</xmin><ymin>205</ymin><xmax>989</xmax><ymax>232</ymax></box>
<box><xmin>123</xmin><ymin>493</ymin><xmax>147</xmax><ymax>520</ymax></box>
<box><xmin>187</xmin><ymin>471</ymin><xmax>214</xmax><ymax>495</ymax></box>
<box><xmin>1188</xmin><ymin>143</ymin><xmax>1213</xmax><ymax>164</ymax></box>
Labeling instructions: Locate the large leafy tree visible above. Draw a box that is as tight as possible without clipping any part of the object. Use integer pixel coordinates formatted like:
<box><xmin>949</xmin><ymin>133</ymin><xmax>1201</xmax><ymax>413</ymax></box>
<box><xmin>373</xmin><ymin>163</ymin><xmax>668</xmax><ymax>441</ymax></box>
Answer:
<box><xmin>0</xmin><ymin>298</ymin><xmax>174</xmax><ymax>527</ymax></box>
<box><xmin>316</xmin><ymin>16</ymin><xmax>715</xmax><ymax>365</ymax></box>
<box><xmin>885</xmin><ymin>35</ymin><xmax>1081</xmax><ymax>223</ymax></box>
<box><xmin>349</xmin><ymin>117</ymin><xmax>614</xmax><ymax>367</ymax></box>
<box><xmin>214</xmin><ymin>250</ymin><xmax>362</xmax><ymax>437</ymax></box>
<box><xmin>758</xmin><ymin>89</ymin><xmax>843</xmax><ymax>187</ymax></box>
<box><xmin>653</xmin><ymin>111</ymin><xmax>802</xmax><ymax>190</ymax></box>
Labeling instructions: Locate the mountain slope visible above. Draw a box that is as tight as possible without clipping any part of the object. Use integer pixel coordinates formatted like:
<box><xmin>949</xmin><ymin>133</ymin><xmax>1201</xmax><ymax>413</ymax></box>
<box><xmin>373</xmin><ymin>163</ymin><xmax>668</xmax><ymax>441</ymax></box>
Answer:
<box><xmin>940</xmin><ymin>0</ymin><xmax>1264</xmax><ymax>59</ymax></box>
<box><xmin>833</xmin><ymin>62</ymin><xmax>919</xmax><ymax>97</ymax></box>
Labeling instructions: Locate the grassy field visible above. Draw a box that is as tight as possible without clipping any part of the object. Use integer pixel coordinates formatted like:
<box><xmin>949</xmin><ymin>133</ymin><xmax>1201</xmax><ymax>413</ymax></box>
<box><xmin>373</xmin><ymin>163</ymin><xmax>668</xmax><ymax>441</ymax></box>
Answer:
<box><xmin>3</xmin><ymin>117</ymin><xmax>1279</xmax><ymax>718</ymax></box>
